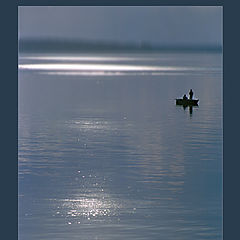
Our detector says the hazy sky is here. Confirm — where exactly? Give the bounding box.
[18,6,222,46]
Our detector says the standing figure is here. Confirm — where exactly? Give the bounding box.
[189,89,193,100]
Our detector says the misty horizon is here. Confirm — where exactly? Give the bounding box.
[18,7,222,49]
[19,37,222,53]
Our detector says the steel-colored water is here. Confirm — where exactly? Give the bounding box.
[18,52,222,240]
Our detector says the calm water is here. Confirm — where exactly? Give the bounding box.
[18,51,222,240]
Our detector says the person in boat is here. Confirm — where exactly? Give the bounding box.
[183,94,188,100]
[189,89,193,100]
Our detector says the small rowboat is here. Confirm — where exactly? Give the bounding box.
[176,99,199,106]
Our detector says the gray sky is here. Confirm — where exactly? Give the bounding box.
[18,6,222,46]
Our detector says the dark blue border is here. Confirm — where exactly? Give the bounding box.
[222,1,240,239]
[18,0,223,6]
[3,1,237,239]
[1,2,18,240]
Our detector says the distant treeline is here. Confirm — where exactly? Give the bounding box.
[19,38,222,53]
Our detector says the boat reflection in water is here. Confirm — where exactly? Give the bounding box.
[183,105,198,115]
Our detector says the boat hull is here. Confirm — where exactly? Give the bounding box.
[176,99,199,106]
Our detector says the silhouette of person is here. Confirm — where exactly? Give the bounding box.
[183,94,188,100]
[189,89,193,100]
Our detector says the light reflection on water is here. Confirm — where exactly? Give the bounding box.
[19,53,221,77]
[19,55,143,62]
[53,193,120,221]
[18,52,222,240]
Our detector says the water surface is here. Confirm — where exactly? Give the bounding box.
[18,51,222,240]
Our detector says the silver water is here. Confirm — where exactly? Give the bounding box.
[18,51,222,240]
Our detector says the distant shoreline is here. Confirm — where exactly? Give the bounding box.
[19,38,222,54]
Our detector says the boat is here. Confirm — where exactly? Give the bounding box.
[176,98,199,106]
